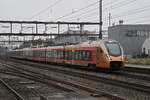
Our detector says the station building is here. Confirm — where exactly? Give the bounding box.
[108,24,150,57]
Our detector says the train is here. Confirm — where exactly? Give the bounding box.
[9,39,125,70]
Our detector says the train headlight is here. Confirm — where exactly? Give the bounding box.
[106,54,111,60]
[122,55,124,60]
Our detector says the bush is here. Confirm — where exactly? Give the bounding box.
[125,58,150,65]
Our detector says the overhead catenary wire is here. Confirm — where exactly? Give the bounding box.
[80,0,150,23]
[54,0,123,21]
[27,0,63,20]
[65,0,137,22]
[126,15,150,23]
[103,5,150,22]
[62,0,120,21]
[53,1,100,21]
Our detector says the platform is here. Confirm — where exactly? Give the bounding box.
[125,64,150,69]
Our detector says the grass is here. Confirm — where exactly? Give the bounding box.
[125,58,150,65]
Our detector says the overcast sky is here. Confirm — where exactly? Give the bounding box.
[0,0,150,29]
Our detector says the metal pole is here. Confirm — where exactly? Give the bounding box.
[36,23,38,34]
[99,0,103,39]
[109,13,111,27]
[10,22,12,34]
[58,24,60,34]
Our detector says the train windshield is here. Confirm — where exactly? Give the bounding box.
[105,42,121,57]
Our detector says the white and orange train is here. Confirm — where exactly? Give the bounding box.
[9,39,125,70]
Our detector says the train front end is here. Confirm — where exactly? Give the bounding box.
[104,40,125,70]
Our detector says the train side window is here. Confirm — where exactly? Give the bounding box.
[75,51,79,60]
[56,51,58,59]
[64,51,67,59]
[42,51,45,58]
[46,52,49,58]
[79,51,82,60]
[35,51,38,57]
[100,48,103,53]
[82,51,85,61]
[66,51,69,59]
[49,52,51,58]
[59,51,61,59]
[54,51,57,58]
[68,51,72,60]
[38,52,40,57]
[30,51,32,57]
[58,51,61,59]
[57,51,59,59]
[86,51,92,61]
[59,51,60,59]
[41,51,42,58]
[60,51,62,59]
[51,51,53,58]
[67,51,69,59]
[77,51,80,60]
[61,51,64,59]
[40,52,42,57]
[50,51,52,58]
[74,51,77,60]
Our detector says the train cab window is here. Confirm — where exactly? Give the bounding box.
[105,42,121,57]
[100,48,103,53]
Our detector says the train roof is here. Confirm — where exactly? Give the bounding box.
[65,39,118,48]
[10,39,118,51]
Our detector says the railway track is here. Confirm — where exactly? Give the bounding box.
[124,66,150,75]
[0,78,25,100]
[10,60,150,93]
[1,58,150,99]
[2,63,126,100]
[112,71,150,81]
[0,68,73,93]
[6,58,150,82]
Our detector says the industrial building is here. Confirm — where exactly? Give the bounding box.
[108,24,150,57]
[54,30,99,45]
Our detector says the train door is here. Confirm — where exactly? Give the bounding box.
[54,50,56,63]
[97,47,105,67]
[72,50,75,65]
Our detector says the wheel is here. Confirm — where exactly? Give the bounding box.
[88,64,96,71]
